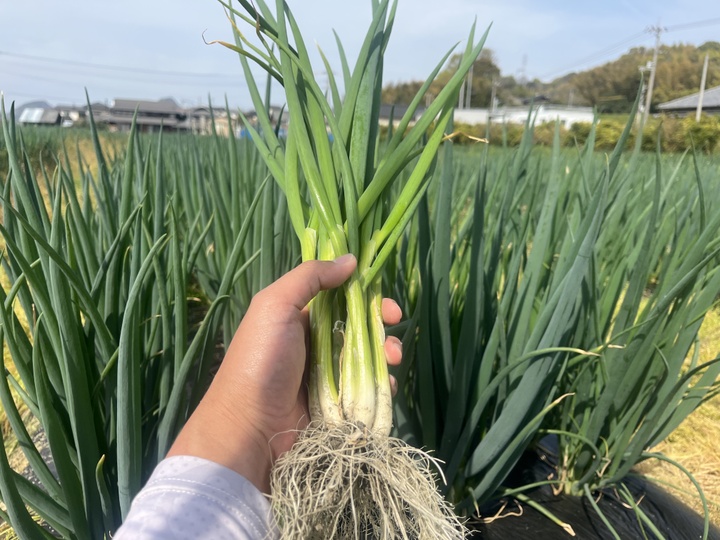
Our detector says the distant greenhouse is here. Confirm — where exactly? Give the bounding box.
[18,108,61,126]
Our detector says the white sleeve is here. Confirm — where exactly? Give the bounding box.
[113,455,276,540]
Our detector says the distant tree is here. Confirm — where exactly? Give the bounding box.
[496,75,535,105]
[381,49,502,107]
[380,41,720,114]
[380,80,426,106]
[569,47,645,113]
[444,49,501,107]
[564,42,720,113]
[698,41,720,53]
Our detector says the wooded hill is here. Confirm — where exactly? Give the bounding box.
[381,41,720,114]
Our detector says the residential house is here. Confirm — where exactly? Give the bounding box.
[181,106,241,137]
[94,98,186,133]
[239,107,288,138]
[55,105,85,127]
[16,97,245,136]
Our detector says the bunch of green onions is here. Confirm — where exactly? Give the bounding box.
[217,0,487,537]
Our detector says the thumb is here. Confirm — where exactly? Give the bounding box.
[258,254,357,311]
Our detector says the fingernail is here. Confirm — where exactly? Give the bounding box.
[334,253,356,266]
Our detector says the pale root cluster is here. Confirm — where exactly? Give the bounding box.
[269,422,466,539]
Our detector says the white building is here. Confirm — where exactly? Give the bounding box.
[455,104,595,128]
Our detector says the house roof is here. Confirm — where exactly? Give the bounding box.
[87,103,110,112]
[522,95,552,105]
[379,104,426,121]
[110,98,182,115]
[187,106,231,115]
[658,85,720,111]
[99,113,180,127]
[54,104,84,113]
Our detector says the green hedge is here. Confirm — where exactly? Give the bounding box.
[452,114,720,153]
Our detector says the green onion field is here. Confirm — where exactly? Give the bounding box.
[1,6,720,532]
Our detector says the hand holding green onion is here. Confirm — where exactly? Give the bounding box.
[168,255,403,493]
[216,0,484,535]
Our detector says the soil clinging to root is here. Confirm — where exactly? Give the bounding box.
[269,422,465,540]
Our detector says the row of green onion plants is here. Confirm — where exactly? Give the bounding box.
[391,107,720,537]
[0,97,279,538]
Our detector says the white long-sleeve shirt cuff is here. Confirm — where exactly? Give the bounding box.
[114,455,276,539]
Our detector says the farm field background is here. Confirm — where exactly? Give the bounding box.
[1,118,720,536]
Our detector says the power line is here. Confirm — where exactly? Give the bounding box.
[0,50,240,80]
[1,89,81,104]
[3,60,245,88]
[0,50,249,104]
[539,31,648,80]
[666,16,720,32]
[641,24,664,129]
[640,16,720,125]
[538,15,720,82]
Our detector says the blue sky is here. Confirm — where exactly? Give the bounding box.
[1,0,719,109]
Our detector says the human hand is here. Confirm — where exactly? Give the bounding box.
[167,255,403,492]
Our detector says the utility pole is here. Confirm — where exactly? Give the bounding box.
[636,62,651,128]
[518,54,528,86]
[490,78,499,112]
[642,24,665,129]
[464,61,474,109]
[696,53,710,122]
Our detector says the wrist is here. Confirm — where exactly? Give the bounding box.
[167,398,273,493]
